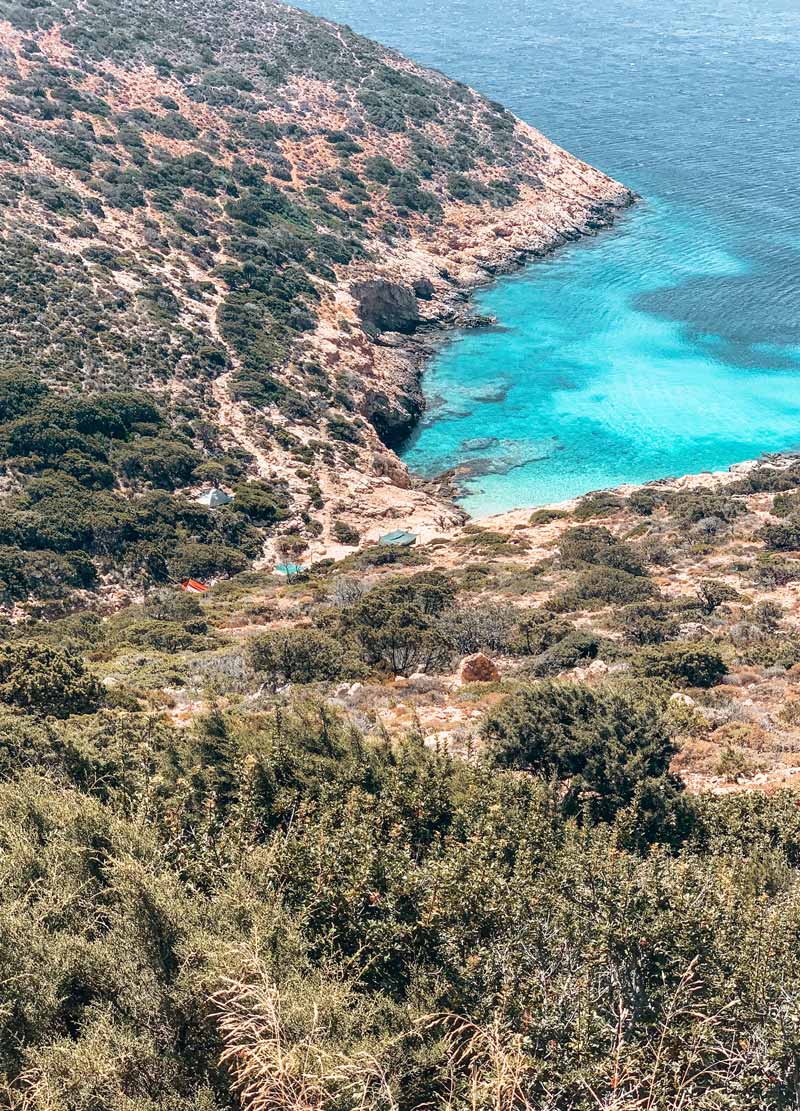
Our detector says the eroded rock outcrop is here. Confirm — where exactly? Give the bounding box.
[361,385,424,449]
[351,279,421,335]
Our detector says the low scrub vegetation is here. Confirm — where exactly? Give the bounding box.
[0,679,798,1107]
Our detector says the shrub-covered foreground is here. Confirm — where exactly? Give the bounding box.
[1,689,799,1108]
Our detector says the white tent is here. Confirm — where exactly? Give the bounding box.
[195,487,233,508]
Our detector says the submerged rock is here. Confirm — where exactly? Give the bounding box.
[469,380,512,404]
[462,436,500,452]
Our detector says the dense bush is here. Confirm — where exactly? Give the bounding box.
[168,541,249,582]
[0,671,795,1106]
[515,610,573,655]
[696,578,740,613]
[247,627,357,687]
[633,643,727,688]
[232,480,288,523]
[572,491,625,520]
[0,641,102,716]
[339,576,456,675]
[666,490,743,524]
[759,516,800,551]
[550,565,655,610]
[482,680,684,832]
[0,375,277,597]
[332,520,360,546]
[559,524,645,575]
[437,601,518,655]
[529,628,600,675]
[616,601,680,645]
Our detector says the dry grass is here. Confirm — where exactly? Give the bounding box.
[212,971,398,1111]
[420,1012,538,1111]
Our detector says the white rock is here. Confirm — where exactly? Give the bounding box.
[670,692,696,706]
[407,672,440,692]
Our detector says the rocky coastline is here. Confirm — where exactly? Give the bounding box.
[354,188,636,453]
[302,175,637,561]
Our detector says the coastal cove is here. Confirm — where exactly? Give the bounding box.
[302,0,800,517]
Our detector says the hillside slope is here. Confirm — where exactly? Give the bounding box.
[4,7,800,1108]
[0,0,631,592]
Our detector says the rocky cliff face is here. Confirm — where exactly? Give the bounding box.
[351,279,421,336]
[0,0,632,571]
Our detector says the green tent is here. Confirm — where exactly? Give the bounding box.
[275,563,305,576]
[378,529,417,547]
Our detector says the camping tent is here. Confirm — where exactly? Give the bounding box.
[275,563,305,577]
[195,488,233,508]
[181,578,209,593]
[378,529,417,547]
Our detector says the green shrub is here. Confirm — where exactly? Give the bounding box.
[734,636,800,670]
[633,643,726,688]
[342,579,453,675]
[515,612,572,656]
[233,481,287,523]
[247,627,357,687]
[696,579,739,614]
[114,436,201,489]
[528,508,568,525]
[332,521,360,546]
[759,517,800,551]
[751,555,800,587]
[616,602,679,645]
[168,542,248,582]
[0,641,102,716]
[437,602,518,655]
[529,629,600,675]
[572,491,625,520]
[666,491,742,524]
[558,525,645,575]
[483,680,684,830]
[549,566,655,611]
[627,488,660,515]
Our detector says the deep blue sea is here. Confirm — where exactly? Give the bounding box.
[300,0,800,515]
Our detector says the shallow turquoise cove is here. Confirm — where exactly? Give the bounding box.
[301,0,800,515]
[401,200,800,515]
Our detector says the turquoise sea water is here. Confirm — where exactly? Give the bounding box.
[300,0,800,515]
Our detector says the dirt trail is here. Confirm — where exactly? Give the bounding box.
[208,366,273,480]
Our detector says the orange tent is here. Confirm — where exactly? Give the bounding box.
[180,578,209,593]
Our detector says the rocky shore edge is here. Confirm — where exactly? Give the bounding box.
[359,187,637,454]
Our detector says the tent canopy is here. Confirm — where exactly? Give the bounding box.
[195,487,233,508]
[275,563,305,576]
[378,529,417,547]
